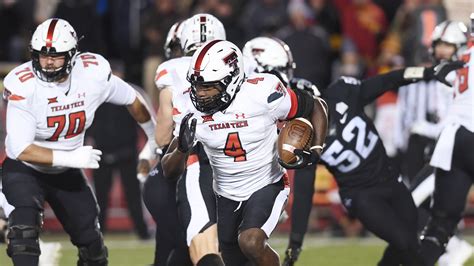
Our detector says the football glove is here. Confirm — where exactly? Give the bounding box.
[52,146,102,169]
[289,78,321,97]
[278,149,320,169]
[422,60,466,86]
[178,113,197,153]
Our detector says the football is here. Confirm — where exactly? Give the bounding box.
[278,117,314,164]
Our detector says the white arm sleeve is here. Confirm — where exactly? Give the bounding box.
[5,100,36,159]
[103,74,137,105]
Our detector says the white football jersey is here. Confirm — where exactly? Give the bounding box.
[3,52,137,173]
[174,73,297,201]
[449,46,474,132]
[155,56,193,138]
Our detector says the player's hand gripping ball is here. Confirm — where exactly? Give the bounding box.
[278,117,313,166]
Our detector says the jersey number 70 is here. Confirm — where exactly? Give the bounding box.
[46,111,86,141]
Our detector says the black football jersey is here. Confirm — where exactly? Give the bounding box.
[320,77,398,189]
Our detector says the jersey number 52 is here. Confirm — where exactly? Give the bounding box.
[322,117,378,172]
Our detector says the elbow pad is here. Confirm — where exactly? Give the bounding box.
[292,88,314,119]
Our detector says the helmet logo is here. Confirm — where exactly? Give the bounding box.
[251,48,265,56]
[223,51,238,68]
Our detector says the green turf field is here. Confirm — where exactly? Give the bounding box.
[1,233,473,265]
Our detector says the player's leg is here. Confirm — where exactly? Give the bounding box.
[217,195,248,266]
[2,158,45,265]
[92,162,113,232]
[411,164,474,265]
[420,127,474,266]
[45,169,107,266]
[340,178,421,266]
[239,177,290,266]
[177,154,222,265]
[142,163,191,265]
[118,158,149,239]
[283,164,316,266]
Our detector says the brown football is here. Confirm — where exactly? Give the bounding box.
[278,117,314,165]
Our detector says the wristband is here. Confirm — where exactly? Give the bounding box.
[139,120,156,142]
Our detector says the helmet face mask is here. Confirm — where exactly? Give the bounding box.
[164,21,185,59]
[30,18,78,82]
[187,40,244,114]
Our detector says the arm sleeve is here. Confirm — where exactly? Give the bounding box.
[359,69,413,106]
[5,99,36,159]
[103,74,137,105]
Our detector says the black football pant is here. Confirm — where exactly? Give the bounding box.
[93,158,149,238]
[287,164,316,249]
[420,127,474,265]
[2,158,106,266]
[340,177,422,266]
[142,162,191,266]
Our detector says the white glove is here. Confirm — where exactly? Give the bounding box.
[52,146,102,169]
[138,140,160,161]
[410,121,439,139]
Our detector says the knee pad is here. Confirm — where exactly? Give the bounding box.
[420,214,455,249]
[78,239,108,266]
[6,208,42,257]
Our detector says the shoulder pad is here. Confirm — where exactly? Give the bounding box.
[155,57,191,89]
[244,73,287,105]
[74,52,112,82]
[3,62,36,101]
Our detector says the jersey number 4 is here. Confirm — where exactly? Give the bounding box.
[46,111,86,141]
[224,132,247,162]
[322,117,378,173]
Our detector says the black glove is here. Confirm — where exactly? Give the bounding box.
[278,149,320,169]
[424,60,466,86]
[282,247,302,266]
[177,113,196,153]
[289,78,320,97]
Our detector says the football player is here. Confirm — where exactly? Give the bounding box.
[2,18,157,266]
[419,14,474,266]
[242,36,322,265]
[145,14,227,266]
[404,20,473,266]
[161,40,328,266]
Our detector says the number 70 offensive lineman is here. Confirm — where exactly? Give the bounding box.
[1,18,157,266]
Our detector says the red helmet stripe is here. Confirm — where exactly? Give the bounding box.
[194,39,222,75]
[173,21,183,38]
[46,19,59,48]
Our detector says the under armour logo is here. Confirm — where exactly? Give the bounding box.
[48,97,58,104]
[235,113,245,119]
[78,92,86,98]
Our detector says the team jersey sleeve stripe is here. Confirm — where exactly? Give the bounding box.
[286,88,298,119]
[155,69,168,81]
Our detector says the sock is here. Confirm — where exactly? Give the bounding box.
[197,253,224,266]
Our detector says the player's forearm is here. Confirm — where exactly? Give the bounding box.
[161,139,188,180]
[155,121,173,147]
[127,95,152,123]
[17,144,53,165]
[310,97,328,154]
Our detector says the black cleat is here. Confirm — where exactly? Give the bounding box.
[282,247,301,266]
